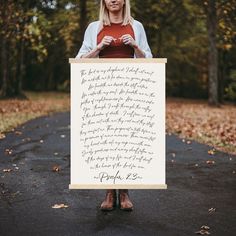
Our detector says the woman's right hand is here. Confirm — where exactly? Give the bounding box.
[97,36,115,51]
[81,35,114,58]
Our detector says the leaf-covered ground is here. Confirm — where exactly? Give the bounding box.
[0,92,70,139]
[0,93,235,155]
[166,98,236,155]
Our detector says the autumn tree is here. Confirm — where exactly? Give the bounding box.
[0,0,235,101]
[192,0,236,105]
[0,0,49,98]
[206,0,218,106]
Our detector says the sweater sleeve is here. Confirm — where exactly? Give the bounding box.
[138,23,153,58]
[75,23,93,58]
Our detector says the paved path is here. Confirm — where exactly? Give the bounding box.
[0,112,235,236]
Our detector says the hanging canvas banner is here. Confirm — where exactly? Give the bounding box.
[69,58,167,189]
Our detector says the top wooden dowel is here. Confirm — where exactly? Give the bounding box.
[69,58,167,63]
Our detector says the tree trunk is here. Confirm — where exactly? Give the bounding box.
[218,48,226,104]
[16,39,26,97]
[157,29,162,57]
[79,0,87,45]
[207,0,219,106]
[0,2,8,98]
[0,36,8,98]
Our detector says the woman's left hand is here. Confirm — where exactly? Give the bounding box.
[120,34,138,48]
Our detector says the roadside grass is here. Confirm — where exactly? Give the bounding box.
[0,91,70,138]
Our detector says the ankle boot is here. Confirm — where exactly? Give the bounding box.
[100,189,117,211]
[118,189,134,211]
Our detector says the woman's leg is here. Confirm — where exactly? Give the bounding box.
[100,189,117,211]
[118,189,134,210]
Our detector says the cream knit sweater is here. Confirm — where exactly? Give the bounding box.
[76,19,153,58]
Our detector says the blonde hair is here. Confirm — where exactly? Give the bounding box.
[99,0,134,26]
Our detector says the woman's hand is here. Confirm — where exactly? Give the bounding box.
[97,35,115,50]
[120,34,138,48]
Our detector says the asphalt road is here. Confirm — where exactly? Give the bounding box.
[0,112,235,236]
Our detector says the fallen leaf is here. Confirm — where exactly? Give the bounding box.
[0,133,6,139]
[195,229,210,235]
[206,160,215,164]
[1,189,9,194]
[201,225,210,230]
[208,149,216,155]
[52,203,69,209]
[52,165,61,172]
[208,208,216,214]
[15,131,22,135]
[5,149,13,155]
[0,107,6,113]
[22,137,31,142]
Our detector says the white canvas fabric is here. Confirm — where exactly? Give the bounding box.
[75,19,153,58]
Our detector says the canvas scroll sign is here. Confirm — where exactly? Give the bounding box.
[69,58,167,189]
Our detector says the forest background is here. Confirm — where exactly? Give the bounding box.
[0,0,235,102]
[0,0,236,154]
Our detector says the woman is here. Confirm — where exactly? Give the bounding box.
[76,0,153,211]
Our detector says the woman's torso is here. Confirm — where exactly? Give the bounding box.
[97,22,135,58]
